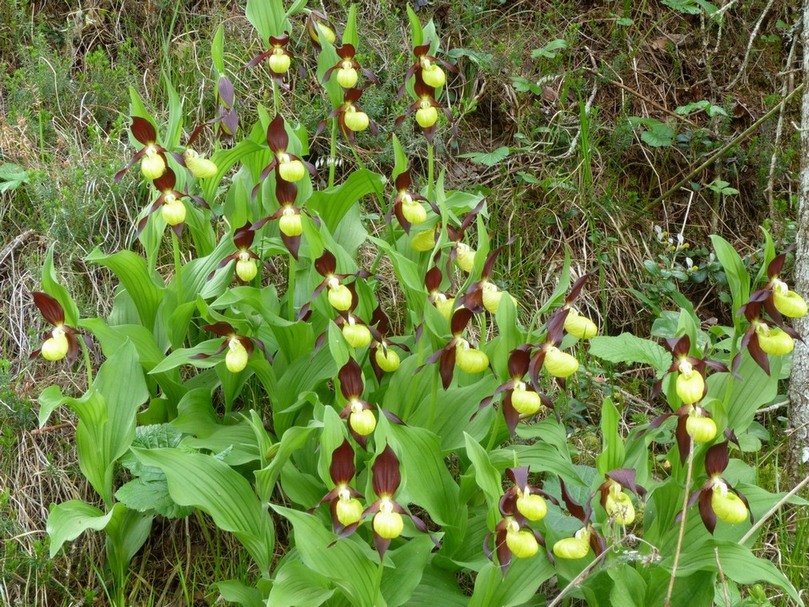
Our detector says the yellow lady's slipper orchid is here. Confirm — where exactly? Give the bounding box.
[772,279,808,318]
[279,207,303,237]
[141,146,167,180]
[183,148,217,178]
[456,243,476,273]
[235,252,258,282]
[335,493,364,527]
[225,338,249,373]
[510,382,542,416]
[375,347,400,373]
[543,346,578,378]
[41,326,70,361]
[711,480,748,524]
[349,401,376,436]
[553,527,591,560]
[675,359,704,404]
[564,309,598,339]
[756,324,794,355]
[516,492,547,521]
[506,524,539,559]
[604,482,635,525]
[455,339,489,373]
[161,194,187,226]
[685,408,717,443]
[373,499,404,539]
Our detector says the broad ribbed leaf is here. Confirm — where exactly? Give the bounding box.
[464,433,502,507]
[469,557,554,607]
[42,244,80,327]
[246,0,288,44]
[47,500,114,557]
[663,540,801,603]
[216,580,265,607]
[596,398,625,475]
[87,248,164,330]
[387,424,463,530]
[133,448,275,571]
[710,235,750,327]
[273,507,380,607]
[380,535,435,607]
[268,561,334,607]
[707,351,780,433]
[589,333,670,377]
[307,169,385,232]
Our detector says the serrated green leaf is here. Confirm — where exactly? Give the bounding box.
[458,147,510,167]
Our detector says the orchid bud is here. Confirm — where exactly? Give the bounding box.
[225,338,249,373]
[183,149,218,178]
[41,327,69,361]
[141,147,166,180]
[711,481,748,524]
[511,382,542,416]
[516,493,548,521]
[543,346,578,378]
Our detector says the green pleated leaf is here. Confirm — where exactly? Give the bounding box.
[87,248,164,330]
[464,433,502,508]
[307,169,385,232]
[596,397,625,476]
[710,235,750,327]
[273,507,380,607]
[149,339,226,374]
[589,333,670,377]
[47,500,114,557]
[216,580,265,607]
[409,567,469,606]
[245,0,288,44]
[202,139,263,203]
[80,319,165,370]
[41,244,80,327]
[662,540,801,604]
[163,73,183,148]
[268,560,335,607]
[255,424,318,504]
[387,424,463,530]
[380,535,435,607]
[211,24,225,74]
[133,448,275,571]
[707,351,780,433]
[468,556,554,607]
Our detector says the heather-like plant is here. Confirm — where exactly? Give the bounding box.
[31,2,807,606]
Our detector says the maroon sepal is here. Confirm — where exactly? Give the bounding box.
[33,292,66,326]
[698,490,717,534]
[339,358,364,399]
[131,116,157,145]
[372,444,401,496]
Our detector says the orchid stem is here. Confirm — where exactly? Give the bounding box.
[665,440,695,607]
[427,142,435,199]
[80,337,94,389]
[171,230,183,303]
[272,80,280,117]
[428,370,439,430]
[328,118,338,188]
[287,254,297,321]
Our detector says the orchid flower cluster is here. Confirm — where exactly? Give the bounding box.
[29,2,808,605]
